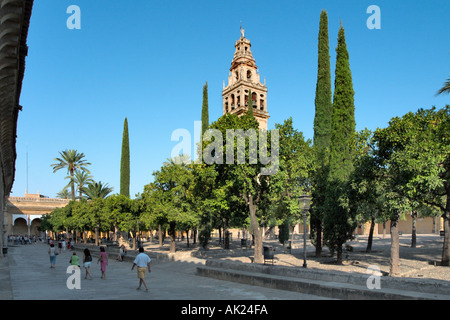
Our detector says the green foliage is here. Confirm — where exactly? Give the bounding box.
[437,77,450,95]
[278,218,290,245]
[313,10,333,154]
[329,25,356,182]
[201,82,209,135]
[81,181,113,199]
[246,90,254,117]
[373,105,450,265]
[310,10,333,255]
[323,24,357,262]
[51,149,91,200]
[65,170,93,199]
[141,156,198,252]
[120,117,130,197]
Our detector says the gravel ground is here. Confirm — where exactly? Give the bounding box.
[141,234,449,282]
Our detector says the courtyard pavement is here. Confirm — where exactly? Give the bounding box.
[1,242,328,301]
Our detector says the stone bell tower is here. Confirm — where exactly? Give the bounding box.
[222,27,269,130]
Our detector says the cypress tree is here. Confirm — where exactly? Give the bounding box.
[311,10,333,257]
[324,24,357,263]
[199,81,211,247]
[329,24,355,180]
[201,82,209,135]
[313,10,333,153]
[120,117,130,197]
[246,89,254,117]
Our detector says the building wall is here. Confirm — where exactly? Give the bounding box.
[0,161,4,256]
[356,215,442,235]
[4,197,70,237]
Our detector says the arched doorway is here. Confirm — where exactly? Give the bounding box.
[30,218,42,237]
[13,217,28,236]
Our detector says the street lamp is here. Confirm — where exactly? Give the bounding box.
[299,192,311,268]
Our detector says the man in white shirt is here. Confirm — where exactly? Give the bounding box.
[131,246,151,291]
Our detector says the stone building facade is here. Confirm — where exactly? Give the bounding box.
[4,193,70,238]
[0,0,34,256]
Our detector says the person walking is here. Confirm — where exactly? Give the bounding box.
[131,246,151,292]
[97,246,108,279]
[48,243,57,268]
[117,244,127,262]
[69,252,80,267]
[83,248,93,280]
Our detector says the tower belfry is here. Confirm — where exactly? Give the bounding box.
[222,28,269,129]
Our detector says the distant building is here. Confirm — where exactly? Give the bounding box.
[4,192,70,238]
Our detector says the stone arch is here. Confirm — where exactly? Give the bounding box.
[13,217,28,235]
[30,218,42,236]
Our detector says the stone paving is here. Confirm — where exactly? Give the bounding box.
[2,242,328,300]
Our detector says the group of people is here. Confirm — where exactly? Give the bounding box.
[47,243,151,291]
[8,235,42,245]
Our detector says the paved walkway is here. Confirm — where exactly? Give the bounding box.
[2,243,329,300]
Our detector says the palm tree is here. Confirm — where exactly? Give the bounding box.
[51,149,91,200]
[65,170,94,199]
[437,77,450,95]
[56,187,71,199]
[81,181,113,199]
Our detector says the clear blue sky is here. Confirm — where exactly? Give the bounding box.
[12,0,450,199]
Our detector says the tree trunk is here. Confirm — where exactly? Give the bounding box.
[336,245,343,264]
[224,218,230,250]
[95,226,99,246]
[158,225,163,247]
[411,211,417,248]
[186,230,190,248]
[390,215,400,276]
[289,224,294,253]
[442,212,450,266]
[248,194,263,264]
[131,230,136,250]
[70,168,75,200]
[366,216,375,252]
[169,222,176,253]
[315,222,322,257]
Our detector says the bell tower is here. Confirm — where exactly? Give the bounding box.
[222,27,269,130]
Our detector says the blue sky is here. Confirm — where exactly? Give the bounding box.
[12,0,450,199]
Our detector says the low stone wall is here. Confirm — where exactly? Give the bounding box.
[72,243,205,265]
[201,260,450,296]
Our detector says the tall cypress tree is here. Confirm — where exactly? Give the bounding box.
[201,81,209,135]
[120,117,130,197]
[246,89,254,117]
[329,24,356,180]
[199,81,211,247]
[311,10,333,257]
[313,10,333,153]
[324,24,356,263]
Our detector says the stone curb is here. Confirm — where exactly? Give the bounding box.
[197,260,450,300]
